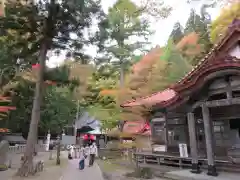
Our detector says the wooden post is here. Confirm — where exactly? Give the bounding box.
[187,112,201,174]
[164,114,168,152]
[201,104,218,176]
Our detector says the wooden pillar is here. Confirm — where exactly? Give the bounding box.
[201,104,218,176]
[187,112,201,174]
[163,114,168,152]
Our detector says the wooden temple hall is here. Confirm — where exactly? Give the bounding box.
[121,19,240,176]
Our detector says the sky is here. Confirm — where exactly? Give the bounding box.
[47,0,222,67]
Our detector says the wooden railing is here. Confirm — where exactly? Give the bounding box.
[135,152,193,169]
[134,151,240,173]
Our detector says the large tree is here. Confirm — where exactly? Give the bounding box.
[81,64,120,131]
[181,7,212,65]
[1,0,103,175]
[41,86,77,135]
[169,22,184,44]
[4,64,79,137]
[96,0,151,86]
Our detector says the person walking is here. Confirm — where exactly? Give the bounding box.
[79,146,86,170]
[89,142,98,166]
[68,144,74,159]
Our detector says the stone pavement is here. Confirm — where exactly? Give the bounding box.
[163,170,240,180]
[60,158,104,180]
[2,151,68,180]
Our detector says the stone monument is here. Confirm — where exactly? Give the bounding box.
[0,140,9,171]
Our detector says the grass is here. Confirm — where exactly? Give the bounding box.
[97,159,124,172]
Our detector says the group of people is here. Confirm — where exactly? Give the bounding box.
[68,142,98,170]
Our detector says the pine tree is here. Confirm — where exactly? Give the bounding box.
[96,0,151,86]
[169,22,184,44]
[183,8,212,65]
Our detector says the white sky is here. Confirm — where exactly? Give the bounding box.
[47,0,222,68]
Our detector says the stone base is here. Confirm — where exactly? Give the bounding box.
[207,165,218,176]
[0,164,8,171]
[191,163,201,174]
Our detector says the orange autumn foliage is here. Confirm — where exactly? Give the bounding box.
[176,32,202,55]
[101,46,164,98]
[100,89,118,96]
[132,46,163,73]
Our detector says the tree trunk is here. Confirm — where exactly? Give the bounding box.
[16,42,48,176]
[120,63,125,87]
[119,62,125,150]
[56,136,61,165]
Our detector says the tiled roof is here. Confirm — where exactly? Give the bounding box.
[122,120,151,136]
[121,89,176,107]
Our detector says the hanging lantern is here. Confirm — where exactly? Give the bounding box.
[32,63,41,69]
[90,134,95,140]
[83,134,88,140]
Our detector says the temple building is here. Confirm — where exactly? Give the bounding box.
[121,19,240,176]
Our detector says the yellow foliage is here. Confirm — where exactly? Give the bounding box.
[210,2,240,43]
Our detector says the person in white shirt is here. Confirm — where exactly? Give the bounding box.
[68,145,74,159]
[89,142,98,166]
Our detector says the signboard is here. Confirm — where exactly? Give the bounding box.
[61,135,76,145]
[152,145,166,152]
[123,140,133,144]
[152,117,165,122]
[179,143,188,158]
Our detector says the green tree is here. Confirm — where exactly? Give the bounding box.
[137,0,172,19]
[169,22,184,44]
[41,86,77,135]
[96,0,151,86]
[4,64,79,137]
[82,64,120,130]
[182,7,212,65]
[184,8,211,49]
